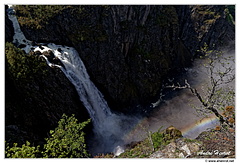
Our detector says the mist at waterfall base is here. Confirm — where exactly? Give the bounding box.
[7,6,139,156]
[7,6,234,156]
[86,50,234,155]
[34,44,141,155]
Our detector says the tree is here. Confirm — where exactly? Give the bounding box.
[43,114,90,158]
[166,44,235,130]
[5,114,91,158]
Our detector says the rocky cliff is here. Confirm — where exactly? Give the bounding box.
[5,5,235,145]
[12,5,234,113]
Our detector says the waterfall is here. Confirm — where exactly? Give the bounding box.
[37,44,113,129]
[7,5,112,128]
[7,5,136,155]
[7,6,32,53]
[8,5,233,157]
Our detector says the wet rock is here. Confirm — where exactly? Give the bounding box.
[40,50,65,68]
[28,50,35,56]
[18,44,26,48]
[57,48,62,53]
[52,57,65,68]
[33,50,42,56]
[31,41,38,46]
[42,50,55,62]
[39,45,44,50]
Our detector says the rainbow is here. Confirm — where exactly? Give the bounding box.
[123,114,220,143]
[181,114,219,138]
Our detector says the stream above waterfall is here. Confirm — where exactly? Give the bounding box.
[7,5,235,156]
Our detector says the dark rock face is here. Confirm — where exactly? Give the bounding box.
[188,5,235,50]
[5,55,90,145]
[13,5,235,114]
[5,7,14,42]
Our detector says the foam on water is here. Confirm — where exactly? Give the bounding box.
[7,5,234,156]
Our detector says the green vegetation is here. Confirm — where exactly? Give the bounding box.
[117,127,181,158]
[118,139,154,158]
[5,114,91,158]
[14,5,109,42]
[150,130,171,150]
[5,42,48,81]
[196,5,220,20]
[15,5,71,29]
[192,6,221,40]
[43,114,90,158]
[183,138,202,144]
[5,141,41,158]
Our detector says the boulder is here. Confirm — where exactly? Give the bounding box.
[163,126,183,141]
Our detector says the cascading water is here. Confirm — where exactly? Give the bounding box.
[7,5,136,155]
[7,6,32,54]
[35,44,134,155]
[35,44,113,129]
[7,5,234,157]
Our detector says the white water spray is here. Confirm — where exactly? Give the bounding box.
[7,5,138,155]
[36,44,113,129]
[36,44,135,154]
[8,5,232,156]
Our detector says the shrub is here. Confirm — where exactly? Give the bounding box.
[5,114,91,158]
[43,114,90,158]
[5,141,41,158]
[151,131,165,149]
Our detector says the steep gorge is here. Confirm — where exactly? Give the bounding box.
[5,5,235,148]
[14,5,234,113]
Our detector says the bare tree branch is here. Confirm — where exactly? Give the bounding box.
[165,49,235,130]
